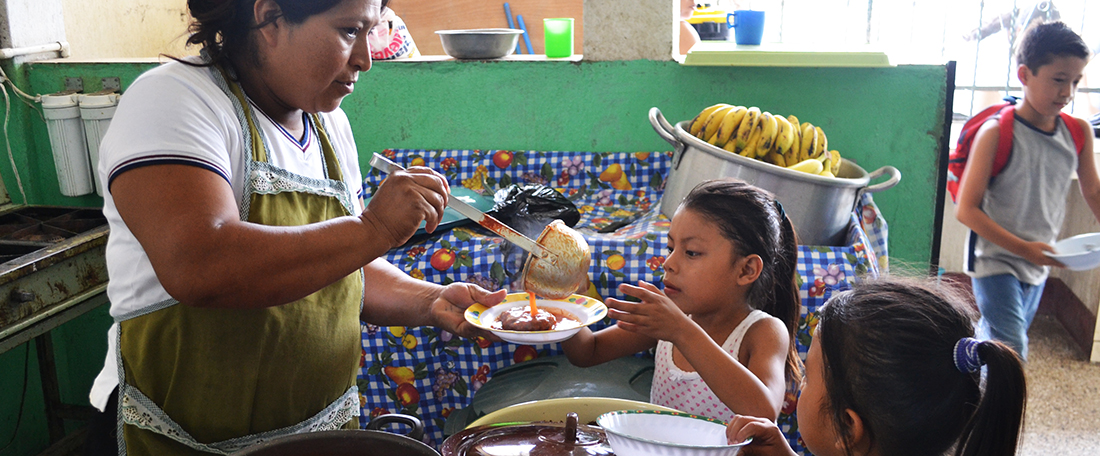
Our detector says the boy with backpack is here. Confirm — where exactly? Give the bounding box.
[954,21,1099,362]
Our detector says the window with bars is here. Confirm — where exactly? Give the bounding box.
[712,0,1099,120]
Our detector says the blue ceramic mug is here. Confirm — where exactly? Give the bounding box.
[731,10,765,45]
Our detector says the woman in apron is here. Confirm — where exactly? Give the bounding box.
[83,1,506,454]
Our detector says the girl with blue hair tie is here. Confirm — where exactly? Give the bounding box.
[727,278,1027,456]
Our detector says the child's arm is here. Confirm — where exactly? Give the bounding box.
[679,314,787,420]
[1073,117,1100,223]
[726,415,798,455]
[955,120,1062,266]
[612,281,785,420]
[560,323,657,368]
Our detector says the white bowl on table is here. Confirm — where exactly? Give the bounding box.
[1045,232,1100,271]
[597,410,751,456]
[464,292,607,344]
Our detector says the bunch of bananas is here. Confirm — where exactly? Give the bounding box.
[688,104,842,178]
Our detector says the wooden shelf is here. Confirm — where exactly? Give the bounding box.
[395,0,583,57]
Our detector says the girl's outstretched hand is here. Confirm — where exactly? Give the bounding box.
[725,415,798,456]
[605,281,691,342]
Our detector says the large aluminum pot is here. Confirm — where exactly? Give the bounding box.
[649,107,900,246]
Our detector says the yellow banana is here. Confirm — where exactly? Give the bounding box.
[690,103,730,137]
[798,122,816,162]
[733,107,761,154]
[828,150,842,175]
[722,136,738,153]
[819,170,836,178]
[711,106,747,148]
[813,126,828,159]
[787,159,824,175]
[740,121,764,158]
[755,112,779,158]
[764,150,787,167]
[702,106,735,142]
[787,115,801,163]
[774,115,795,156]
[820,157,832,174]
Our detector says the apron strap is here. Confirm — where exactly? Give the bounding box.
[210,65,353,216]
[214,65,268,164]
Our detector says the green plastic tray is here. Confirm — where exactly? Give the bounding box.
[683,41,892,67]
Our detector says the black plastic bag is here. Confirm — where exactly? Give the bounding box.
[488,185,581,285]
[489,184,580,232]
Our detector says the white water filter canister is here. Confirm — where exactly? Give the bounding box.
[79,93,120,196]
[41,93,94,197]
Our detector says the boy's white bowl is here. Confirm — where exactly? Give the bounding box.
[596,410,750,456]
[1045,232,1100,271]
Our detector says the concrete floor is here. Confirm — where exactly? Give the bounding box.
[1018,315,1100,455]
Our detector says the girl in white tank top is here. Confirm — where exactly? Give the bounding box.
[562,179,803,422]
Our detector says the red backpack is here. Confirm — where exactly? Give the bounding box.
[947,97,1087,203]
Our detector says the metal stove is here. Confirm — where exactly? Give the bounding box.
[0,189,110,453]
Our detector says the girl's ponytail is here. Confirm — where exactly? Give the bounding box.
[769,208,802,385]
[956,340,1027,456]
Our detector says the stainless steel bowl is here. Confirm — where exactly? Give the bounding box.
[436,29,524,59]
[649,107,900,246]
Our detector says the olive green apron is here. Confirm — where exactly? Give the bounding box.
[113,66,365,456]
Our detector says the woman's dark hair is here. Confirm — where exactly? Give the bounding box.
[1016,20,1090,72]
[816,278,1027,456]
[678,178,802,386]
[183,0,346,68]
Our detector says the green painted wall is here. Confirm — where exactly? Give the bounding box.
[1,59,948,455]
[344,60,947,269]
[23,59,948,264]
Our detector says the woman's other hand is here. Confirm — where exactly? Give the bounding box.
[725,415,797,456]
[361,166,450,248]
[429,282,507,340]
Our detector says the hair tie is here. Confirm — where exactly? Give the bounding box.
[774,200,786,220]
[953,337,984,373]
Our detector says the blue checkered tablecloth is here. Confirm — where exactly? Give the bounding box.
[357,149,888,454]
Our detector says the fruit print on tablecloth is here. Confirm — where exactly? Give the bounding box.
[357,149,888,454]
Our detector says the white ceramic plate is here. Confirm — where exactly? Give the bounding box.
[464,292,606,344]
[1045,232,1100,271]
[597,410,750,456]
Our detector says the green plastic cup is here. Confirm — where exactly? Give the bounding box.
[544,18,574,58]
